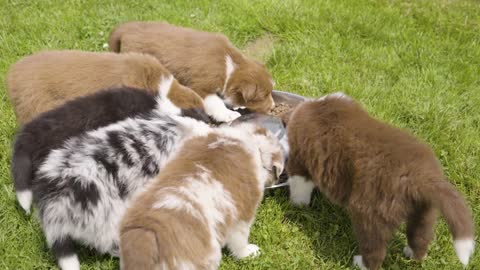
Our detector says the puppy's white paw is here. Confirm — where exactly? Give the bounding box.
[290,193,311,206]
[215,110,241,123]
[203,94,241,123]
[403,246,414,259]
[17,190,32,214]
[403,245,427,261]
[58,254,80,270]
[288,175,314,206]
[353,255,367,270]
[237,244,260,259]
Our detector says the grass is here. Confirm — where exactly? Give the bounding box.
[0,0,479,269]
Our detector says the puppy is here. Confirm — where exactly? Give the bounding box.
[120,122,284,270]
[109,21,276,121]
[285,93,475,270]
[6,50,203,124]
[12,76,211,215]
[29,77,212,270]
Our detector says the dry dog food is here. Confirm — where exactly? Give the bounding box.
[269,102,292,116]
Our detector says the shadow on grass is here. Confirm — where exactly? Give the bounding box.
[266,188,420,270]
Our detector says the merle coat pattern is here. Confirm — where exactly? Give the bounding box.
[12,87,210,214]
[33,102,211,270]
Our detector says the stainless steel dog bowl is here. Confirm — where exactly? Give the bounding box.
[272,90,308,107]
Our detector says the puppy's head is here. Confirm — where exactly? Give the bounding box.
[224,59,275,113]
[235,121,285,188]
[254,126,285,187]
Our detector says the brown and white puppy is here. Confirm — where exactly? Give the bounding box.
[6,50,203,124]
[109,21,276,121]
[285,93,475,270]
[120,123,284,270]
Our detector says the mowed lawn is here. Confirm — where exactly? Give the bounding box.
[1,0,479,269]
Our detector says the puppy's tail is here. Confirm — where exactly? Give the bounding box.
[11,137,33,214]
[424,179,475,266]
[120,227,159,270]
[108,24,128,52]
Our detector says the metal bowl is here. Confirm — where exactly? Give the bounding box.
[272,90,308,107]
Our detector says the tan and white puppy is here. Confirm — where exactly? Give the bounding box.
[120,123,284,270]
[6,50,203,124]
[109,21,276,122]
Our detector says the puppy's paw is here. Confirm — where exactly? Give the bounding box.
[289,194,311,206]
[403,246,414,259]
[236,244,260,259]
[353,255,367,270]
[213,109,241,123]
[403,245,427,261]
[288,175,314,207]
[58,254,80,270]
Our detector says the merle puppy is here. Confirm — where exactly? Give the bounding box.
[12,86,210,214]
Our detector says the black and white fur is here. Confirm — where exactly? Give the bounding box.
[27,76,212,270]
[12,83,210,215]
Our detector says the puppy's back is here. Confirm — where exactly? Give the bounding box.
[121,208,213,270]
[6,50,166,123]
[12,87,157,213]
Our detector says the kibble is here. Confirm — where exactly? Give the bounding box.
[269,102,292,116]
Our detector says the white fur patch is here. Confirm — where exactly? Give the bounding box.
[225,221,260,259]
[203,94,241,122]
[223,55,236,93]
[16,190,32,214]
[156,75,181,115]
[454,238,475,266]
[171,114,212,137]
[153,193,202,220]
[288,175,315,206]
[208,137,239,149]
[58,254,80,270]
[318,92,351,102]
[353,255,367,270]
[403,245,414,259]
[155,169,237,249]
[240,244,260,258]
[403,245,428,260]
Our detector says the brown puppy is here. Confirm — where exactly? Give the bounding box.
[6,50,203,124]
[109,21,275,121]
[120,123,284,270]
[285,93,475,270]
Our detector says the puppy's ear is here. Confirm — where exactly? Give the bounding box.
[241,84,257,103]
[272,160,284,180]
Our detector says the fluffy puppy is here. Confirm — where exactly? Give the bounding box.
[29,76,212,270]
[285,93,475,270]
[109,21,276,121]
[120,123,284,270]
[6,50,203,124]
[12,78,210,215]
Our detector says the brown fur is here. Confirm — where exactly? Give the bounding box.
[109,21,275,112]
[120,126,283,270]
[6,50,203,124]
[287,94,475,269]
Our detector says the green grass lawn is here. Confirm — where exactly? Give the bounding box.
[1,0,479,269]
